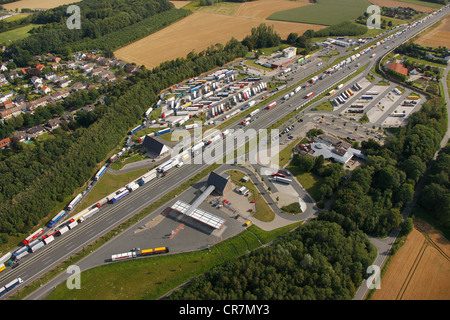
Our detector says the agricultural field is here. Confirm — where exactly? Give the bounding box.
[267,0,371,26]
[114,11,324,69]
[414,14,450,48]
[0,23,36,43]
[371,219,450,300]
[169,1,191,9]
[369,0,443,11]
[3,0,78,11]
[233,0,312,19]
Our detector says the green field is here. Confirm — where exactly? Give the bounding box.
[392,0,445,9]
[267,0,371,26]
[0,24,36,44]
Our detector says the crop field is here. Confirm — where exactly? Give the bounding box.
[233,0,312,19]
[369,0,443,11]
[267,0,371,26]
[371,220,450,300]
[414,15,450,48]
[114,11,325,69]
[169,1,190,9]
[3,0,78,10]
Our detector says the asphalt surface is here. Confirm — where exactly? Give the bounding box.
[1,6,448,300]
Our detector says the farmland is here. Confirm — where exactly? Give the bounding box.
[3,0,78,11]
[414,14,450,48]
[267,0,371,26]
[369,0,443,11]
[371,220,450,300]
[114,11,325,69]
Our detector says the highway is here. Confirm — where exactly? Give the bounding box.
[1,5,448,300]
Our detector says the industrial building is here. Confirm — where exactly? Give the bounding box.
[142,136,171,157]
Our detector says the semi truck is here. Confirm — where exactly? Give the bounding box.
[111,190,130,204]
[67,193,83,211]
[273,176,292,184]
[47,210,67,228]
[305,92,314,99]
[94,165,107,181]
[22,228,44,245]
[138,169,157,186]
[156,128,170,136]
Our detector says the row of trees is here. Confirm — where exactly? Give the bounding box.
[168,221,376,300]
[241,24,281,51]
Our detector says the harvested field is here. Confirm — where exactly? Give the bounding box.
[234,0,312,19]
[3,0,77,10]
[368,0,437,12]
[414,15,450,48]
[114,12,325,69]
[371,219,450,300]
[169,1,191,9]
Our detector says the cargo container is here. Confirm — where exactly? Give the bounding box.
[22,228,44,245]
[328,90,335,95]
[67,193,83,211]
[68,221,78,230]
[29,240,44,253]
[407,95,420,100]
[393,88,402,95]
[156,128,170,136]
[309,76,319,84]
[144,107,153,118]
[43,236,55,245]
[391,112,406,117]
[247,100,256,108]
[365,91,379,95]
[57,225,69,236]
[337,84,344,90]
[249,109,260,118]
[360,96,373,100]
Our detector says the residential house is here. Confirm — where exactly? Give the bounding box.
[27,96,52,111]
[14,95,26,107]
[0,106,23,120]
[45,72,56,81]
[66,61,76,69]
[3,99,14,110]
[47,118,62,131]
[70,82,86,92]
[27,125,46,138]
[47,56,61,63]
[58,79,72,88]
[0,92,13,103]
[388,62,409,77]
[30,76,43,88]
[40,86,51,94]
[0,74,8,85]
[0,64,7,72]
[0,137,10,149]
[51,89,70,101]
